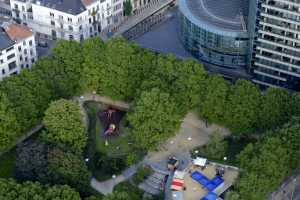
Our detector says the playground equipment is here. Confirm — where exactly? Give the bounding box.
[98,106,124,137]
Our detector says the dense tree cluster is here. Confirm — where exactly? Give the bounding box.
[127,88,181,150]
[1,37,299,153]
[230,117,300,200]
[0,37,299,200]
[0,178,81,200]
[43,99,87,154]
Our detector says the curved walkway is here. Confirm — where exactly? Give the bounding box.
[77,95,230,196]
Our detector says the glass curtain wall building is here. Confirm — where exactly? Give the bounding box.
[178,0,300,90]
[178,0,250,73]
[250,0,300,90]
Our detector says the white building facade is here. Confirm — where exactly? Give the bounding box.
[10,0,124,41]
[0,23,37,80]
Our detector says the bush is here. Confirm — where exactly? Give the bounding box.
[132,165,152,185]
[94,152,127,176]
[199,132,227,160]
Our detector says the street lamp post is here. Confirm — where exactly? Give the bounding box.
[112,174,116,186]
[92,91,96,100]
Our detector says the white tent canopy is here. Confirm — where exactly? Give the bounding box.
[174,170,185,179]
[193,157,207,167]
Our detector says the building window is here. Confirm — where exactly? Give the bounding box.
[8,61,17,71]
[31,58,35,63]
[50,12,54,17]
[7,53,15,60]
[79,25,82,30]
[59,15,63,20]
[68,17,72,22]
[26,64,29,68]
[20,55,23,61]
[21,64,24,68]
[69,35,74,40]
[6,46,14,52]
[14,4,18,9]
[29,40,32,46]
[68,25,73,31]
[30,50,33,56]
[22,6,25,11]
[24,49,27,55]
[23,41,26,45]
[2,69,5,75]
[18,46,21,51]
[51,20,55,26]
[0,59,3,64]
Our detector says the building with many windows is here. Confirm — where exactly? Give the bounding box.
[178,0,300,90]
[0,23,37,80]
[250,0,300,90]
[10,0,124,41]
[178,0,250,78]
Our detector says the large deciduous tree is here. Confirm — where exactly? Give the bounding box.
[47,148,91,194]
[128,88,181,150]
[258,87,292,130]
[0,178,81,200]
[15,140,48,182]
[200,75,229,124]
[224,80,261,135]
[80,37,105,93]
[235,117,300,200]
[0,92,20,152]
[43,99,87,154]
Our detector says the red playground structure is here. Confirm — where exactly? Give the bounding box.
[97,107,124,137]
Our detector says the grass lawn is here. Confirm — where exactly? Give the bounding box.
[84,101,133,157]
[84,101,142,181]
[0,149,16,178]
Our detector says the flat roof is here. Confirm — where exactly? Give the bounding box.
[0,30,14,51]
[179,0,249,36]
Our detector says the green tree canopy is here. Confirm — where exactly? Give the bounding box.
[200,132,228,160]
[47,148,91,194]
[123,0,132,16]
[103,191,131,200]
[235,117,300,200]
[80,37,105,93]
[224,80,261,135]
[0,75,40,130]
[258,87,292,130]
[200,75,229,124]
[128,88,181,150]
[0,178,81,200]
[43,99,87,154]
[0,92,20,152]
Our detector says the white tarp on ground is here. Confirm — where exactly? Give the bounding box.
[172,191,183,200]
[193,157,207,167]
[174,170,185,179]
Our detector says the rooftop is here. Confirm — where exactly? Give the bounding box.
[34,0,87,15]
[4,24,33,42]
[179,0,249,35]
[0,30,14,51]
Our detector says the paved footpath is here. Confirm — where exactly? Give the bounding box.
[80,96,230,195]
